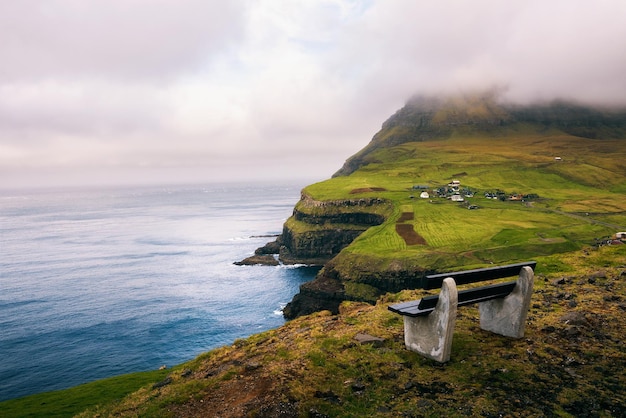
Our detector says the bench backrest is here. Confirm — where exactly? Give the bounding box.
[421,261,537,290]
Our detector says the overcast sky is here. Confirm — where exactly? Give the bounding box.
[2,0,625,189]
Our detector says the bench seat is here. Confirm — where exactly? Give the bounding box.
[421,261,536,289]
[389,281,517,317]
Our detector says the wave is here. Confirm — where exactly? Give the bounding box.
[273,302,288,316]
[276,263,315,269]
[0,299,47,310]
[228,236,254,241]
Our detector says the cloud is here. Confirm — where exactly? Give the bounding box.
[0,0,246,81]
[1,0,625,189]
[335,0,626,105]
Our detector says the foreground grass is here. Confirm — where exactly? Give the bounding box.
[4,245,624,417]
[0,369,170,418]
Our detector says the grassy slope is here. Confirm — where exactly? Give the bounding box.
[5,245,624,417]
[0,369,170,418]
[305,131,626,284]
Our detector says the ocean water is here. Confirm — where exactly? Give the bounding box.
[0,182,319,402]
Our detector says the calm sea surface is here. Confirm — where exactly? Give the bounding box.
[0,182,319,401]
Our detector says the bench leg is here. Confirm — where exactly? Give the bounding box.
[478,266,534,338]
[403,277,458,363]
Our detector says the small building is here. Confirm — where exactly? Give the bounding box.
[448,180,461,191]
[451,194,464,202]
[420,191,430,199]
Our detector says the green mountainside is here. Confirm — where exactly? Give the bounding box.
[335,93,626,177]
[3,94,626,417]
[280,94,626,318]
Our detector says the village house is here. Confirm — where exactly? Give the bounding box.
[450,194,464,202]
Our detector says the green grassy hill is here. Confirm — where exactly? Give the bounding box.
[294,135,626,304]
[317,130,626,262]
[285,97,626,308]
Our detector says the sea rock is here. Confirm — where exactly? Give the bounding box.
[282,275,345,319]
[233,255,279,266]
[255,239,281,255]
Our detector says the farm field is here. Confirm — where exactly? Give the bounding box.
[301,132,626,274]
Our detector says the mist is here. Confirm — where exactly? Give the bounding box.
[1,0,625,189]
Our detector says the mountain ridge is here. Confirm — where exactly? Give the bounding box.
[334,94,626,177]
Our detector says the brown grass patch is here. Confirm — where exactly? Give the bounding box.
[397,212,414,222]
[395,223,427,245]
[168,374,288,418]
[349,187,387,194]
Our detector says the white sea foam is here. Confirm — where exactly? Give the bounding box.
[277,263,311,269]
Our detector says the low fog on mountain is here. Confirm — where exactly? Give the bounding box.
[1,0,625,188]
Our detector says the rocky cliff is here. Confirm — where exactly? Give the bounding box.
[246,192,387,266]
[282,256,432,319]
[245,189,431,319]
[239,190,392,318]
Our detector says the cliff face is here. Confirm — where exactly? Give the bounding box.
[282,257,431,319]
[251,192,387,266]
[246,192,391,318]
[278,226,365,265]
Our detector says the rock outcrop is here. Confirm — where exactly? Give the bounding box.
[282,258,432,319]
[233,255,279,266]
[282,274,345,319]
[242,192,388,267]
[240,191,390,317]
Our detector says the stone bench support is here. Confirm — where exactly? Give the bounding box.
[479,266,534,338]
[403,277,457,362]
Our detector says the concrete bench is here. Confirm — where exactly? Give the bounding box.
[388,261,536,362]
